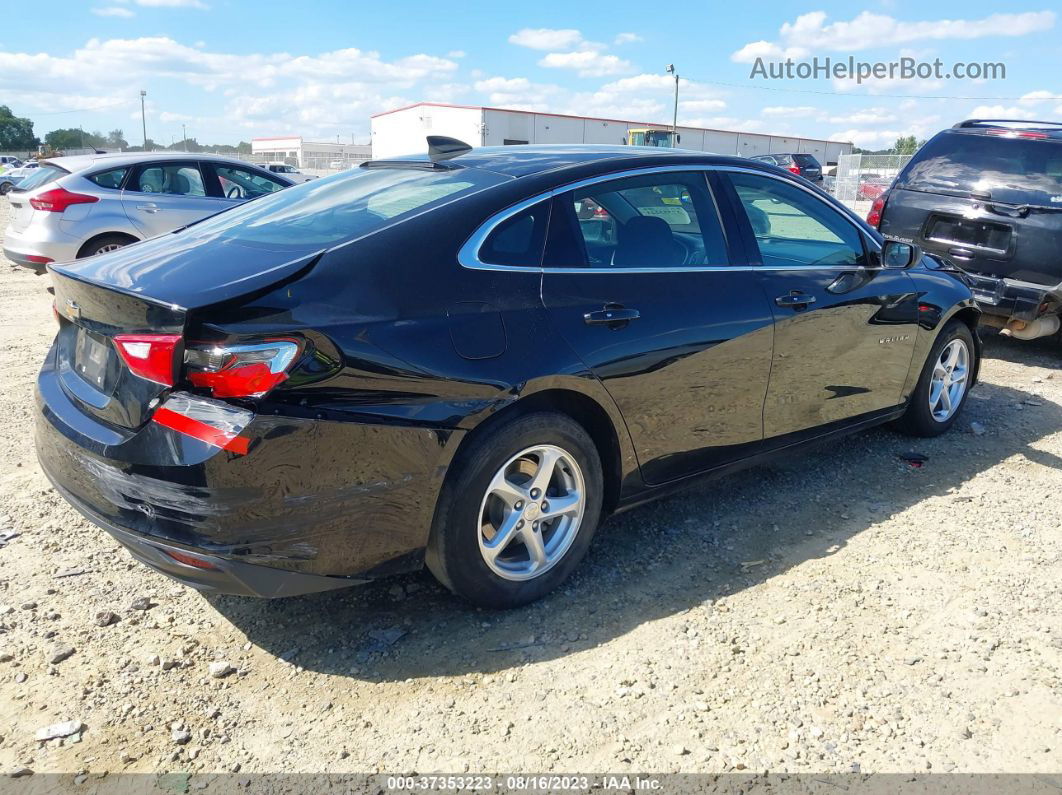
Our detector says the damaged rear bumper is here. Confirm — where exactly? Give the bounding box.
[35,343,461,595]
[46,472,363,597]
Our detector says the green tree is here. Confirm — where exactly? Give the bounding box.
[105,129,128,149]
[44,128,106,150]
[0,106,39,150]
[168,138,204,153]
[893,135,924,156]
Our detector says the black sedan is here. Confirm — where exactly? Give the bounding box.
[37,139,981,607]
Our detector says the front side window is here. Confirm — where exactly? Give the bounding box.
[551,172,728,268]
[215,165,286,199]
[729,171,866,267]
[133,164,205,197]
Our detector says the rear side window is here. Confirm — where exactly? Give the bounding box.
[898,131,1062,207]
[87,167,127,190]
[183,165,506,249]
[548,171,728,268]
[132,164,206,197]
[14,165,66,192]
[479,201,549,267]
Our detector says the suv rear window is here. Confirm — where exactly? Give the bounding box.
[13,165,67,192]
[184,165,506,248]
[793,154,820,167]
[898,131,1062,207]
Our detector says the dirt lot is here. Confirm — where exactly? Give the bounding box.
[0,197,1059,777]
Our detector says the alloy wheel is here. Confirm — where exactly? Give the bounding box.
[477,444,586,581]
[928,338,970,422]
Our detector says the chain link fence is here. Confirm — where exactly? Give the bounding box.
[832,153,913,216]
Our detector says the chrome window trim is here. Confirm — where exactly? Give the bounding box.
[457,164,881,274]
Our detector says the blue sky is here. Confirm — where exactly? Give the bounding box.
[2,0,1059,149]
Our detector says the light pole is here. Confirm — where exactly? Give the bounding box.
[140,90,148,149]
[665,64,679,146]
[182,124,187,152]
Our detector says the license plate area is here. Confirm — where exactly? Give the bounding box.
[70,327,120,395]
[925,215,1012,256]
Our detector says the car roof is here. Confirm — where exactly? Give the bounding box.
[951,119,1062,141]
[373,144,777,179]
[42,151,268,173]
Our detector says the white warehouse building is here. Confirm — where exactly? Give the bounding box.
[371,102,852,163]
[251,136,372,169]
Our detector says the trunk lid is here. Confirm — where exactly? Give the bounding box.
[49,230,322,430]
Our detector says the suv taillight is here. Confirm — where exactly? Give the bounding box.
[184,339,301,398]
[29,187,99,213]
[867,192,889,229]
[787,165,801,175]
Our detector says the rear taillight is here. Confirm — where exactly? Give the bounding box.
[867,192,889,229]
[184,339,300,399]
[26,254,54,264]
[29,187,99,213]
[788,165,801,175]
[114,334,182,386]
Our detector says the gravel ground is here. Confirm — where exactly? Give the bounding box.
[0,197,1059,777]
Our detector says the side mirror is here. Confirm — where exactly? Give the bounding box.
[675,134,681,144]
[881,239,920,269]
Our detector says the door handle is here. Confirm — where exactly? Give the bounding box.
[136,203,160,213]
[775,292,816,308]
[584,305,640,326]
[947,247,974,261]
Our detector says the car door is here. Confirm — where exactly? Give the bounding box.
[121,161,228,239]
[720,169,919,439]
[540,169,775,485]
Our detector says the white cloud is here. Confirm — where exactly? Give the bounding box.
[134,0,209,7]
[680,99,727,113]
[732,10,1055,61]
[731,40,808,64]
[472,76,562,109]
[967,104,1029,119]
[614,33,643,45]
[0,37,459,139]
[761,105,817,117]
[508,28,588,51]
[93,6,135,16]
[447,50,466,59]
[1018,90,1055,105]
[538,51,633,78]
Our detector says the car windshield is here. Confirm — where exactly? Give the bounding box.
[185,165,507,248]
[14,164,66,192]
[899,132,1062,207]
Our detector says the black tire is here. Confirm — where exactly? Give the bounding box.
[79,234,135,259]
[426,412,604,608]
[895,320,977,437]
[0,182,11,195]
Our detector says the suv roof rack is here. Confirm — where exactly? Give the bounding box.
[952,119,1062,140]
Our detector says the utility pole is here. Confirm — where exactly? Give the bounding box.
[665,64,679,146]
[140,90,148,149]
[79,125,85,149]
[182,124,187,151]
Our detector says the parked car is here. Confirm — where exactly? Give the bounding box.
[3,153,294,271]
[874,119,1062,342]
[37,140,980,607]
[0,169,28,195]
[263,162,317,183]
[0,156,23,171]
[750,153,824,184]
[857,173,892,201]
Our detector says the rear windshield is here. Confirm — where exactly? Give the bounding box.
[898,131,1062,207]
[793,154,820,166]
[13,165,67,192]
[184,165,506,248]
